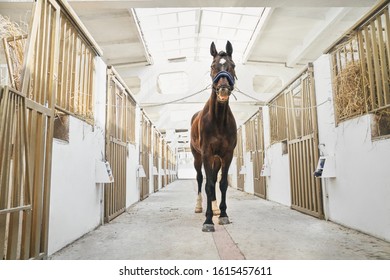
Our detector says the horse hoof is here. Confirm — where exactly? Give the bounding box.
[219,217,230,225]
[202,224,215,232]
[213,209,221,216]
[195,207,202,213]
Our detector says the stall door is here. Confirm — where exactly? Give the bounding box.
[104,68,136,222]
[286,66,323,219]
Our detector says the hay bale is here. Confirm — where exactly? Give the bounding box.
[0,15,28,89]
[334,61,368,120]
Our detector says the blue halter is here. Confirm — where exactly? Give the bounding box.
[212,71,235,87]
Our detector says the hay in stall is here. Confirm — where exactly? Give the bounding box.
[0,15,28,90]
[334,61,368,121]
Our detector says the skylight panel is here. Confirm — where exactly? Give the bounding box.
[219,27,237,39]
[180,38,195,48]
[200,25,218,37]
[178,10,197,25]
[220,13,241,28]
[158,72,189,95]
[179,26,196,37]
[164,40,179,50]
[238,15,260,30]
[135,7,267,63]
[161,27,179,40]
[158,13,177,28]
[202,10,222,26]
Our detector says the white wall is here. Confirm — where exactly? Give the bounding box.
[126,143,139,207]
[244,151,254,194]
[262,106,291,206]
[48,57,107,255]
[229,157,238,189]
[264,143,291,206]
[314,54,390,242]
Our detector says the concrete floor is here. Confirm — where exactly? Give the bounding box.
[50,180,390,260]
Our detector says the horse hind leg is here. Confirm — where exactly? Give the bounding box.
[193,152,203,213]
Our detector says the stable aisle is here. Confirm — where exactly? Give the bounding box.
[50,180,390,260]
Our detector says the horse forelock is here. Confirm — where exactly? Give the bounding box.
[218,51,227,56]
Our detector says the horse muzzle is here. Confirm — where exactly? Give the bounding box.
[216,86,231,103]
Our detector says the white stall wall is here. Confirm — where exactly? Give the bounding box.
[244,151,254,194]
[126,143,139,207]
[314,55,390,242]
[262,106,291,206]
[264,143,291,206]
[228,157,237,189]
[48,57,107,255]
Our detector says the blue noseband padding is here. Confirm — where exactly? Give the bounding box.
[213,71,235,86]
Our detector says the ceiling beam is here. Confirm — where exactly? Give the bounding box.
[67,0,377,9]
[286,7,352,67]
[242,7,273,64]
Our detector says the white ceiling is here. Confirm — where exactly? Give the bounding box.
[0,0,380,147]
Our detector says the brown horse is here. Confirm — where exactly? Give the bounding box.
[190,41,237,232]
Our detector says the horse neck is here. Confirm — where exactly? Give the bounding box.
[209,89,230,126]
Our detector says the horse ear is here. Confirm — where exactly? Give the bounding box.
[210,42,217,57]
[226,41,233,57]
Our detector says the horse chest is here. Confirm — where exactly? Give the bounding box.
[207,133,231,154]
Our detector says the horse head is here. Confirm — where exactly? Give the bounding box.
[210,41,236,103]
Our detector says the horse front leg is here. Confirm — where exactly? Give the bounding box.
[212,159,221,216]
[219,155,233,225]
[202,158,218,232]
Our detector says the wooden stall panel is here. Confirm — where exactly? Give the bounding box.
[1,0,62,259]
[104,68,136,222]
[253,110,266,199]
[269,93,287,144]
[104,140,127,222]
[139,113,150,200]
[285,67,323,219]
[235,128,244,191]
[153,128,159,192]
[0,87,32,260]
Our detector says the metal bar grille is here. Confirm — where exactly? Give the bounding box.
[330,5,390,130]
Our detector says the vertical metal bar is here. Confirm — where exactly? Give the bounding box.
[385,8,390,80]
[58,17,66,108]
[287,143,296,205]
[37,1,48,105]
[2,38,17,88]
[376,13,390,105]
[21,108,36,259]
[364,26,377,108]
[30,113,45,258]
[371,20,384,107]
[308,137,317,213]
[0,88,12,259]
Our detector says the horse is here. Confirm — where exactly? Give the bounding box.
[190,41,237,232]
